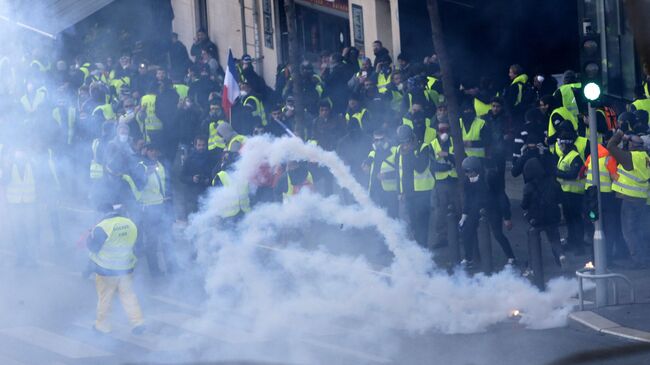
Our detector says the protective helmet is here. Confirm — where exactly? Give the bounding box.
[461,156,482,174]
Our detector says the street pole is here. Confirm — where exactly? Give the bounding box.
[588,102,608,307]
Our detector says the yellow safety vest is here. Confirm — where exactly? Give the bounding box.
[559,82,582,116]
[30,59,49,72]
[474,98,491,117]
[20,87,47,114]
[556,150,585,194]
[586,154,613,193]
[121,174,141,201]
[426,76,442,105]
[632,99,650,116]
[554,136,588,160]
[90,139,104,179]
[377,72,391,93]
[110,76,131,97]
[140,94,163,132]
[79,63,91,81]
[6,163,36,204]
[460,117,486,158]
[208,120,227,150]
[431,137,458,180]
[244,95,267,125]
[345,109,368,129]
[283,171,314,202]
[389,90,403,112]
[90,216,138,271]
[93,104,116,121]
[52,106,76,145]
[173,84,189,99]
[397,144,435,193]
[138,161,166,206]
[612,151,650,199]
[213,171,251,217]
[226,134,246,152]
[368,147,398,192]
[511,74,528,106]
[547,106,579,139]
[402,117,437,145]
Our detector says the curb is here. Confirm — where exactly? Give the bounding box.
[569,311,650,343]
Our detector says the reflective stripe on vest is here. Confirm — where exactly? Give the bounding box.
[6,163,36,204]
[122,174,141,201]
[283,172,314,201]
[244,95,267,125]
[612,152,650,199]
[511,74,528,106]
[559,82,581,116]
[138,161,166,206]
[460,117,486,157]
[90,139,104,179]
[208,120,227,150]
[556,150,585,194]
[431,138,458,180]
[368,147,398,192]
[345,109,367,129]
[226,135,246,152]
[89,217,137,271]
[215,171,251,217]
[52,106,76,145]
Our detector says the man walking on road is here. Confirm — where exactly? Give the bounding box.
[87,203,145,334]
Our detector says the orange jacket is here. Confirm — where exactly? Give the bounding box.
[585,144,619,181]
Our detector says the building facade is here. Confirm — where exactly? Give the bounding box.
[171,0,401,86]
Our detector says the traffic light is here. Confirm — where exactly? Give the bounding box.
[579,18,602,87]
[585,186,599,222]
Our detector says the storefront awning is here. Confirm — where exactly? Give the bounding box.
[0,0,115,39]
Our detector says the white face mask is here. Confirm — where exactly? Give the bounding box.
[439,133,449,142]
[240,91,248,97]
[118,134,129,143]
[469,175,479,183]
[397,84,404,91]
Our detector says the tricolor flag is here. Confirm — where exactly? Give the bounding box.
[222,49,240,120]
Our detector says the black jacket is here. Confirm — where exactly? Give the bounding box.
[521,158,562,227]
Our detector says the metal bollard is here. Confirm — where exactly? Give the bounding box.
[478,208,492,274]
[447,204,460,265]
[528,227,545,290]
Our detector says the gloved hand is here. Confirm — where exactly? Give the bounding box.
[458,214,468,229]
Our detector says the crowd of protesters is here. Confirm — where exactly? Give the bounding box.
[2,24,650,277]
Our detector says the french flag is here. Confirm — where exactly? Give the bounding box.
[222,49,241,119]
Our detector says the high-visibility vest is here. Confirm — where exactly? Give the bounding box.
[173,83,189,99]
[89,216,138,271]
[389,90,403,112]
[47,149,60,189]
[110,76,131,97]
[368,147,398,192]
[555,136,588,160]
[585,146,614,193]
[612,151,650,199]
[138,161,166,206]
[213,171,251,217]
[226,134,246,152]
[426,76,442,105]
[93,104,116,121]
[208,120,227,150]
[511,74,528,106]
[140,94,163,131]
[90,139,104,179]
[402,117,437,145]
[6,162,36,204]
[632,99,650,116]
[474,97,491,117]
[30,59,49,72]
[547,106,578,139]
[283,171,314,202]
[244,95,267,125]
[556,149,585,194]
[52,106,76,145]
[79,63,91,81]
[397,144,435,193]
[345,108,368,129]
[377,71,391,93]
[644,81,649,99]
[460,117,486,157]
[20,87,47,114]
[431,137,458,180]
[559,82,582,116]
[121,174,141,201]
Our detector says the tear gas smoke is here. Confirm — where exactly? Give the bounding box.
[187,136,579,341]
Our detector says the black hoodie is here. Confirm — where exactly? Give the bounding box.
[521,158,562,227]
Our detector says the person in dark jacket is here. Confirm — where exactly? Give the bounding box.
[322,53,354,113]
[180,135,214,215]
[190,28,218,62]
[511,130,557,180]
[521,158,566,267]
[459,156,516,267]
[168,33,191,80]
[372,40,393,69]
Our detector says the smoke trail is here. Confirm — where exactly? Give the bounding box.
[187,135,578,344]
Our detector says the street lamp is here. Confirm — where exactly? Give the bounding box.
[583,82,607,307]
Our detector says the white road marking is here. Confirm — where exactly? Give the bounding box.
[0,326,111,359]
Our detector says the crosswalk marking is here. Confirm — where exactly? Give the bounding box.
[0,326,111,359]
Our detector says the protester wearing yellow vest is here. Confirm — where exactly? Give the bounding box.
[395,125,434,247]
[459,103,487,158]
[3,148,37,264]
[345,95,371,131]
[364,129,398,217]
[403,105,437,146]
[607,131,650,267]
[86,205,144,334]
[553,70,582,117]
[555,130,586,255]
[212,153,251,219]
[430,122,458,248]
[140,88,163,142]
